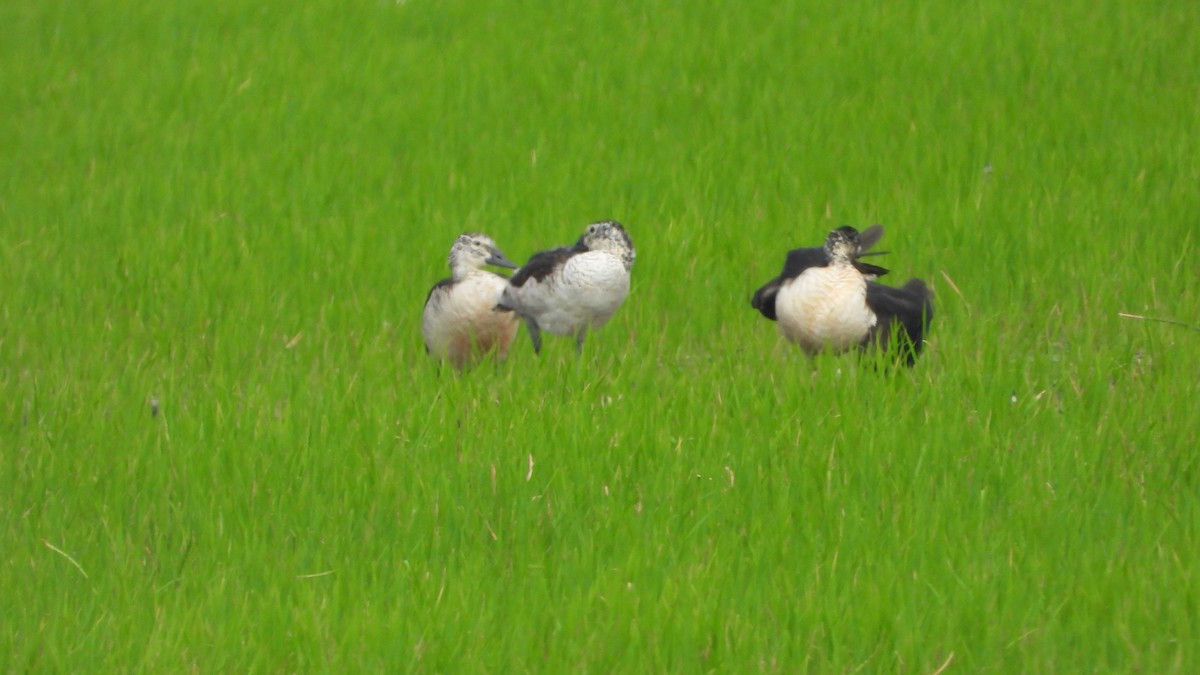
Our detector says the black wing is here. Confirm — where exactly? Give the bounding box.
[423,277,453,309]
[854,261,890,279]
[780,246,829,280]
[851,225,889,278]
[751,277,783,320]
[865,278,934,364]
[508,245,582,288]
[855,224,884,255]
[751,247,829,321]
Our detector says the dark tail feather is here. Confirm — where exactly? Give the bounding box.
[865,278,934,365]
[751,278,781,321]
[855,224,885,255]
[902,278,934,325]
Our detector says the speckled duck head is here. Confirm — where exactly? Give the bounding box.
[824,224,886,264]
[448,232,517,279]
[578,220,636,271]
[825,226,861,263]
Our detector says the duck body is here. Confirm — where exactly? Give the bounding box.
[774,256,878,354]
[751,225,933,364]
[422,233,520,369]
[498,220,635,353]
[503,248,630,335]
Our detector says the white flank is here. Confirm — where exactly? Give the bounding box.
[423,272,518,368]
[775,264,876,354]
[502,250,630,336]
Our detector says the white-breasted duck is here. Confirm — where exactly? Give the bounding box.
[751,225,933,364]
[496,220,635,354]
[422,233,521,369]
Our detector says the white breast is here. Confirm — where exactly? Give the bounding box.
[422,272,519,367]
[505,251,630,336]
[775,265,876,354]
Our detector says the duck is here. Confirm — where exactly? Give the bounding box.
[751,225,933,364]
[496,220,635,354]
[422,233,521,369]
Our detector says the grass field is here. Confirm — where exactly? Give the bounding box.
[3,0,1198,670]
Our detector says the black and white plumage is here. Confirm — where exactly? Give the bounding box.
[497,220,636,354]
[751,225,933,364]
[422,233,520,369]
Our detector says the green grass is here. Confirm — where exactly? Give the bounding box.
[3,0,1198,670]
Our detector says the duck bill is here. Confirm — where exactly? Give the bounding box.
[487,250,519,269]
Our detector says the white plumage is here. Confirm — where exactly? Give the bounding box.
[775,263,877,354]
[498,220,635,354]
[422,233,520,369]
[505,252,630,334]
[751,225,934,364]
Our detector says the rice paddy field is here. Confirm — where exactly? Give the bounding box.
[3,0,1198,671]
